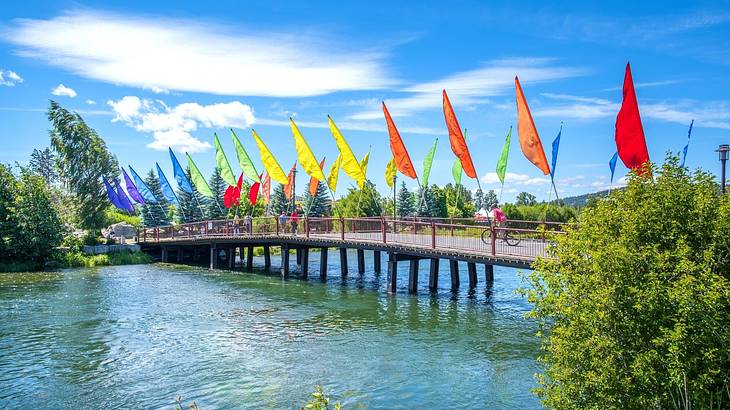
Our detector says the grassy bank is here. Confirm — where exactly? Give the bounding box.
[0,251,152,272]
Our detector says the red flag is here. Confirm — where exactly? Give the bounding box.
[443,90,477,179]
[231,173,243,206]
[223,185,235,208]
[382,102,417,179]
[309,157,326,196]
[248,178,261,206]
[261,172,271,202]
[615,62,650,171]
[284,162,296,200]
[515,77,551,175]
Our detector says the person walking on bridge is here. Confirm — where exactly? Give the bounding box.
[290,209,299,235]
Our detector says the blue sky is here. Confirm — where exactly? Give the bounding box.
[1,1,729,201]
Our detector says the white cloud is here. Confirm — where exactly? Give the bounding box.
[0,69,23,86]
[8,11,394,97]
[107,96,255,153]
[86,99,96,105]
[51,83,77,97]
[481,171,551,186]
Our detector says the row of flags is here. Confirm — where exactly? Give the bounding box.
[105,62,683,219]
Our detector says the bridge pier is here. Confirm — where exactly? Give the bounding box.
[263,245,271,269]
[429,258,439,292]
[387,252,397,293]
[373,250,381,274]
[467,262,477,288]
[301,247,309,278]
[246,245,254,271]
[449,260,460,290]
[319,247,328,278]
[408,259,419,294]
[209,244,217,270]
[161,246,168,263]
[296,247,302,266]
[339,248,348,277]
[176,247,183,263]
[484,264,494,282]
[357,249,365,274]
[280,244,290,279]
[228,247,234,269]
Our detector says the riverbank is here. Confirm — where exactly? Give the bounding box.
[0,251,152,272]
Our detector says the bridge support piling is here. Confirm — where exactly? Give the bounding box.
[296,247,302,266]
[357,249,365,275]
[339,248,348,277]
[373,251,381,274]
[319,247,328,278]
[467,262,477,288]
[209,244,217,270]
[484,264,494,283]
[429,258,439,292]
[246,245,254,271]
[301,247,309,278]
[263,245,271,269]
[387,252,397,293]
[161,246,168,263]
[408,259,419,294]
[280,245,290,279]
[177,247,183,263]
[449,260,460,290]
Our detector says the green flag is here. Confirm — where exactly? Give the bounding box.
[496,127,512,185]
[214,133,236,186]
[230,129,260,183]
[452,157,462,186]
[186,153,214,197]
[422,138,438,187]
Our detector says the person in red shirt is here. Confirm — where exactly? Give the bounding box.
[290,209,299,235]
[490,204,507,227]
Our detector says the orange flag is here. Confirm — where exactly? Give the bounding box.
[382,102,417,179]
[284,162,297,200]
[309,157,326,196]
[515,76,551,175]
[443,90,477,179]
[261,172,271,202]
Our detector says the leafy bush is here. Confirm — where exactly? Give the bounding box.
[302,385,342,410]
[103,208,141,228]
[525,156,730,409]
[53,251,151,268]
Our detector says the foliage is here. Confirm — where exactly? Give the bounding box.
[231,180,266,218]
[177,168,207,223]
[48,101,119,231]
[206,167,227,220]
[0,163,16,257]
[338,181,383,217]
[28,147,59,185]
[103,208,142,228]
[141,170,171,226]
[483,189,499,209]
[502,203,578,223]
[524,156,730,409]
[54,250,152,268]
[417,185,448,217]
[269,183,290,215]
[474,187,484,210]
[515,191,537,206]
[396,181,415,217]
[302,385,342,410]
[443,183,475,218]
[303,181,331,217]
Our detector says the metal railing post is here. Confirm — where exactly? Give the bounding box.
[276,217,280,235]
[381,216,387,243]
[305,217,310,238]
[431,222,436,249]
[450,217,454,236]
[340,218,345,240]
[491,224,497,256]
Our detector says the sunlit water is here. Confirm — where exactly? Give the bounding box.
[0,250,541,409]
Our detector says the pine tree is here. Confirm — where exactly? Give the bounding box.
[141,169,170,226]
[206,168,227,220]
[484,189,499,209]
[474,188,485,211]
[270,183,289,215]
[28,147,59,186]
[423,185,448,218]
[176,168,206,223]
[303,182,331,217]
[396,181,415,217]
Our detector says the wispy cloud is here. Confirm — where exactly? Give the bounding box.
[0,69,22,86]
[601,79,681,92]
[6,10,395,97]
[51,84,76,98]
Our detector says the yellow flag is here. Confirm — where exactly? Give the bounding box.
[327,154,342,193]
[360,152,370,177]
[251,129,288,185]
[385,157,397,188]
[328,116,366,189]
[290,118,326,182]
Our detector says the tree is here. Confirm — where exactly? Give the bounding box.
[206,167,227,220]
[525,156,730,409]
[474,187,484,210]
[141,170,170,226]
[176,168,207,223]
[338,181,383,217]
[303,182,331,217]
[418,185,447,218]
[269,183,289,215]
[28,147,59,185]
[48,101,118,231]
[515,191,537,206]
[0,163,18,258]
[396,181,415,217]
[443,183,475,218]
[484,189,498,209]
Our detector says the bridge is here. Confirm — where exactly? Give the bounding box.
[138,217,565,294]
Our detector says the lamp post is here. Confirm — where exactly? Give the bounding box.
[718,144,729,194]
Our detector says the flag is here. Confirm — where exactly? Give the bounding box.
[102,177,123,211]
[550,124,562,180]
[261,172,271,202]
[609,152,619,185]
[113,178,135,213]
[309,158,326,196]
[249,178,261,206]
[496,127,512,185]
[360,152,370,177]
[231,129,260,183]
[121,167,145,205]
[128,166,157,203]
[443,90,477,178]
[452,158,462,186]
[382,102,417,179]
[385,157,397,188]
[615,63,650,171]
[327,155,341,193]
[252,130,289,185]
[515,76,551,175]
[214,133,237,186]
[291,118,326,182]
[422,138,438,187]
[328,116,367,188]
[169,148,193,193]
[224,174,243,208]
[284,162,296,200]
[155,163,179,204]
[185,153,214,198]
[681,120,694,167]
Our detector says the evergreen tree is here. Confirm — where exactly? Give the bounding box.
[206,167,227,220]
[270,183,289,215]
[474,187,485,210]
[303,182,331,217]
[338,181,383,217]
[396,181,415,217]
[141,170,170,226]
[176,168,206,223]
[28,147,59,186]
[423,185,448,218]
[484,189,499,209]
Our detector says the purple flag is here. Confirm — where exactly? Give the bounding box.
[113,178,136,213]
[103,177,125,211]
[122,167,145,205]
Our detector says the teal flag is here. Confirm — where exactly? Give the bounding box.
[129,165,157,203]
[156,163,179,204]
[422,138,438,187]
[169,148,193,193]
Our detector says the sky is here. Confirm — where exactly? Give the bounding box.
[1,0,729,201]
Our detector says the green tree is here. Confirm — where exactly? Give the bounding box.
[396,181,415,217]
[417,185,447,218]
[141,170,170,226]
[515,191,537,206]
[303,182,331,217]
[206,167,227,220]
[0,163,18,257]
[269,183,289,215]
[338,181,383,217]
[48,101,118,232]
[28,147,59,185]
[525,156,730,409]
[484,189,498,209]
[474,187,484,210]
[177,168,206,223]
[443,183,475,218]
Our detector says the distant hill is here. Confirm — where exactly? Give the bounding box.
[558,189,613,207]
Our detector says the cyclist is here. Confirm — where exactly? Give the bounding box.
[489,204,507,228]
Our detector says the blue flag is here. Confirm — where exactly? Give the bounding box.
[609,151,619,184]
[169,147,193,193]
[550,124,562,180]
[156,163,179,204]
[129,165,158,203]
[103,177,125,211]
[680,120,694,168]
[113,178,136,213]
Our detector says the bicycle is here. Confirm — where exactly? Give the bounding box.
[479,220,521,247]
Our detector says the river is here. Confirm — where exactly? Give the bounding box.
[0,250,541,409]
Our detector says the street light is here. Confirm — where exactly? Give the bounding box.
[718,144,729,194]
